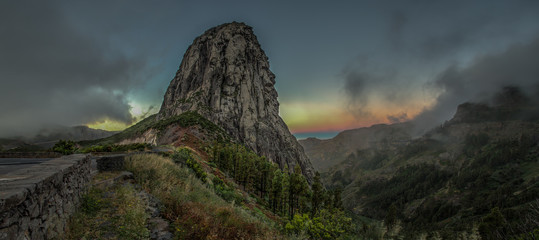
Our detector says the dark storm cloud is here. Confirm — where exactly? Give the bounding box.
[417,16,492,60]
[342,67,381,118]
[342,57,410,120]
[343,71,369,110]
[413,37,539,133]
[342,1,539,131]
[388,11,407,49]
[0,1,149,137]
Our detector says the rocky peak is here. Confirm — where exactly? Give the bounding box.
[450,102,493,123]
[158,22,314,181]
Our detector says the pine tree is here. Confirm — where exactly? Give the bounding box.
[478,207,507,240]
[289,165,308,218]
[324,190,333,211]
[299,181,311,214]
[244,152,256,192]
[281,165,290,216]
[333,186,343,210]
[385,203,398,231]
[311,172,324,216]
[270,169,283,212]
[226,144,234,174]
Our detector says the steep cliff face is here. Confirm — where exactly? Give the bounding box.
[158,22,314,181]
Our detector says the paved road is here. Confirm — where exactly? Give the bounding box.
[0,158,53,175]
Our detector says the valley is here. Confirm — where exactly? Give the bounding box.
[302,101,539,238]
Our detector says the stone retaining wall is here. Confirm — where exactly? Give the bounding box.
[0,154,91,240]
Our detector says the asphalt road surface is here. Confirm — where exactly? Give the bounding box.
[0,158,53,175]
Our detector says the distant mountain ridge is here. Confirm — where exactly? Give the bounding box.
[31,125,117,146]
[0,125,117,150]
[299,122,412,171]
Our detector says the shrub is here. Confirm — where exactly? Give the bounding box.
[286,209,352,239]
[80,188,104,215]
[52,140,77,155]
[80,143,150,153]
[213,176,243,204]
[173,148,207,182]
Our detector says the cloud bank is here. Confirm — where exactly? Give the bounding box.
[343,1,539,133]
[0,1,149,137]
[413,38,539,132]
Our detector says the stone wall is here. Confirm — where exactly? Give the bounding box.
[0,154,91,240]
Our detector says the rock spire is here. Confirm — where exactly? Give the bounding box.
[158,22,314,181]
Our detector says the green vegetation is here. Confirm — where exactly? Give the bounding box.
[80,143,150,153]
[152,111,223,134]
[172,147,207,182]
[211,143,310,218]
[51,139,77,154]
[478,207,507,240]
[357,163,452,220]
[212,175,244,203]
[463,133,490,155]
[285,209,353,239]
[211,142,357,239]
[50,140,149,155]
[125,154,280,239]
[68,111,381,238]
[81,111,229,147]
[114,145,359,239]
[66,172,150,239]
[324,131,539,238]
[211,143,276,200]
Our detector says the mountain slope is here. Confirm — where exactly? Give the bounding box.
[322,102,539,237]
[30,125,117,148]
[1,126,117,151]
[300,122,412,171]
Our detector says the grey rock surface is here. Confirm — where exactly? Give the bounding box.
[158,22,314,181]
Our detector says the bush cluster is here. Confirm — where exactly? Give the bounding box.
[52,140,78,155]
[173,148,207,183]
[80,143,150,153]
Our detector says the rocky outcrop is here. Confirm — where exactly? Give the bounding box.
[158,22,314,181]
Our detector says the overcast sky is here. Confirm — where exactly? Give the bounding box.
[1,0,539,138]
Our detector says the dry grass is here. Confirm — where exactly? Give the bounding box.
[66,172,150,239]
[125,154,283,240]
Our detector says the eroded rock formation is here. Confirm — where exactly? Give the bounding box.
[158,22,314,181]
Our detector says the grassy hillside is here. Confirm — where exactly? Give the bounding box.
[79,111,230,147]
[70,149,363,239]
[71,111,370,239]
[125,153,282,239]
